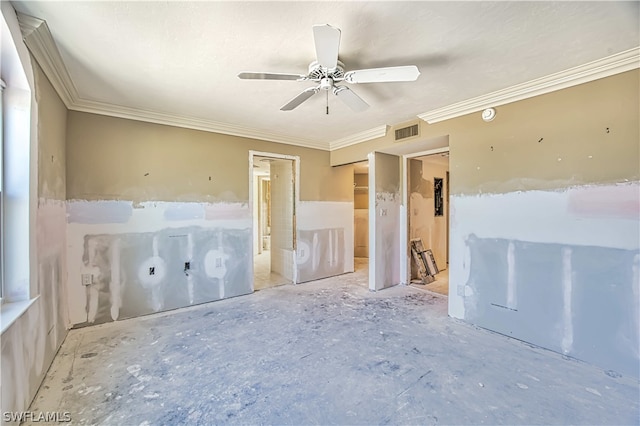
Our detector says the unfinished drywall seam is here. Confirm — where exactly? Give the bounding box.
[561,247,573,354]
[506,241,516,310]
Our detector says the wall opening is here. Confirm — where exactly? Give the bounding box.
[407,151,450,296]
[250,153,297,290]
[353,160,369,275]
[369,135,450,297]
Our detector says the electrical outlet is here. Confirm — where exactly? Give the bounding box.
[215,258,222,268]
[149,267,155,275]
[81,274,93,286]
[184,261,191,271]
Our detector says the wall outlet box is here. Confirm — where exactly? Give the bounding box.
[81,274,93,286]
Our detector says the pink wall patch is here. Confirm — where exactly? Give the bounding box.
[568,183,639,220]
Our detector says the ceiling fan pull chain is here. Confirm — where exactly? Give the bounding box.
[326,89,329,115]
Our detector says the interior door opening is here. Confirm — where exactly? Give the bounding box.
[251,153,296,290]
[365,136,450,302]
[353,160,369,275]
[407,151,450,296]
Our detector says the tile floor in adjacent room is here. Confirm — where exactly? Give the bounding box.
[411,268,449,296]
[253,250,290,291]
[26,259,639,425]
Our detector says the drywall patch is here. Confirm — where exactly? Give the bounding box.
[373,192,401,290]
[67,200,133,224]
[462,235,639,377]
[163,203,205,221]
[204,203,251,221]
[450,182,640,378]
[66,201,252,326]
[297,201,355,277]
[297,228,345,283]
[73,225,251,326]
[450,182,640,250]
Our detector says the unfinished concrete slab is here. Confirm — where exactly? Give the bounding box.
[27,267,638,425]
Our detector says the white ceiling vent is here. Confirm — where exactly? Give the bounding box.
[394,123,419,141]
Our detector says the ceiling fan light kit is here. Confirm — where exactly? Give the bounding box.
[238,24,421,113]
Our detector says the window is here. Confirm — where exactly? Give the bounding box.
[1,8,32,306]
[0,78,4,301]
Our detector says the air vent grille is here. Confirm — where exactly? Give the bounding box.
[394,124,419,141]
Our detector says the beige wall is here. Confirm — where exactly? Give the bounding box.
[354,173,368,209]
[35,63,66,200]
[66,112,352,203]
[332,70,640,195]
[354,173,368,258]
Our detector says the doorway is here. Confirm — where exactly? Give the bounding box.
[250,152,298,290]
[353,161,369,275]
[407,151,450,295]
[366,136,450,296]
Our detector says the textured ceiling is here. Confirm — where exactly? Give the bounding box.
[10,1,640,149]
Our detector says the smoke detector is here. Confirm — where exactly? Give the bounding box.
[482,108,496,122]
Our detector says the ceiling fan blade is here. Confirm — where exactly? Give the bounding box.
[333,86,369,112]
[313,24,341,70]
[344,65,420,83]
[280,87,319,111]
[238,72,306,81]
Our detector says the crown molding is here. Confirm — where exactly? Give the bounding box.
[17,12,78,108]
[329,125,389,150]
[418,47,640,124]
[72,98,328,150]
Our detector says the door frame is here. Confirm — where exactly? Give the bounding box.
[400,146,450,286]
[249,151,300,287]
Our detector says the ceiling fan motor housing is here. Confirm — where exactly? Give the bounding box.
[308,60,345,81]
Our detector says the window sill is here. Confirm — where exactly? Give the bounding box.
[0,296,39,335]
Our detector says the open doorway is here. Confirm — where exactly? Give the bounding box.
[353,161,369,275]
[250,152,297,290]
[366,136,450,295]
[406,150,450,295]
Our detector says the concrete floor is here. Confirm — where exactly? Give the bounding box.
[27,262,639,425]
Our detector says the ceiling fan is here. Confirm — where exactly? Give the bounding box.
[238,24,420,113]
